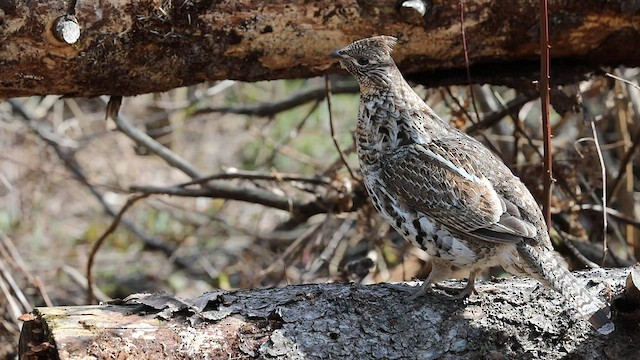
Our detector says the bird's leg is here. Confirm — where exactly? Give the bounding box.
[407,277,433,300]
[407,261,451,300]
[453,271,477,299]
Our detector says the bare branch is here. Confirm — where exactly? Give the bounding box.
[129,181,368,224]
[104,96,203,179]
[178,169,331,188]
[193,83,359,117]
[87,193,150,304]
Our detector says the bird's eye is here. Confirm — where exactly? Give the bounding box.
[356,58,369,66]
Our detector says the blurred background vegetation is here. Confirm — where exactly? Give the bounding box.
[2,69,640,356]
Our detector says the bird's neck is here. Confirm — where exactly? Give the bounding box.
[355,73,449,171]
[357,78,447,137]
[359,66,408,96]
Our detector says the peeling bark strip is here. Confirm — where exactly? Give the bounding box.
[17,269,640,359]
[1,1,640,97]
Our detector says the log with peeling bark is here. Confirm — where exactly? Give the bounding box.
[2,0,640,98]
[18,268,640,359]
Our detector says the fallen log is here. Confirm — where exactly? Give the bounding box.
[2,1,640,97]
[18,268,640,359]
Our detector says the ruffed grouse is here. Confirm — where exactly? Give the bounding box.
[331,35,613,334]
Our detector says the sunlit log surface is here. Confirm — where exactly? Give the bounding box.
[18,268,640,359]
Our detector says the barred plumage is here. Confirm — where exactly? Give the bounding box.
[331,35,614,334]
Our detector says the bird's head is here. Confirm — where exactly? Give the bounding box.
[331,36,399,90]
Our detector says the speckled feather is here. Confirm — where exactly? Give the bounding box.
[332,35,613,334]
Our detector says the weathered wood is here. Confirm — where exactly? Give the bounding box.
[18,268,640,359]
[2,0,640,97]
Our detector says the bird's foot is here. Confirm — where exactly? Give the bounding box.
[431,283,476,300]
[406,280,433,301]
[434,273,478,300]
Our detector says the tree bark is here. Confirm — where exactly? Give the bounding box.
[18,268,640,359]
[2,0,640,97]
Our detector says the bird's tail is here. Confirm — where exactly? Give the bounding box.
[513,243,614,335]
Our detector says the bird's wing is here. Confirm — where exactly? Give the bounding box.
[380,140,537,243]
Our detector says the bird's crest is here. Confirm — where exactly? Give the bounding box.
[361,35,398,55]
[332,36,397,60]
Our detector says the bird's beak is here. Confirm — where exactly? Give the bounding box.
[330,50,342,58]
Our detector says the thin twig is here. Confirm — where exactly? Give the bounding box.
[248,123,324,168]
[86,193,150,304]
[303,218,354,281]
[539,0,553,229]
[0,273,22,321]
[0,248,31,311]
[616,69,640,254]
[589,121,609,265]
[575,173,629,267]
[576,88,610,264]
[325,76,357,179]
[552,226,600,269]
[443,87,477,125]
[489,89,544,159]
[322,143,357,177]
[0,233,53,307]
[61,265,110,303]
[441,87,503,158]
[459,0,480,123]
[578,204,640,229]
[512,120,544,158]
[32,277,54,307]
[257,99,322,169]
[257,221,325,281]
[512,120,522,170]
[605,72,640,91]
[465,94,535,134]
